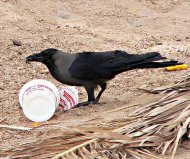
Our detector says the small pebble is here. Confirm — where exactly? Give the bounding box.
[175,38,181,42]
[156,42,163,45]
[42,35,48,40]
[30,48,36,51]
[30,10,35,13]
[40,69,49,74]
[17,51,22,55]
[12,39,22,46]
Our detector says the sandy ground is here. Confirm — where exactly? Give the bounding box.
[0,0,190,158]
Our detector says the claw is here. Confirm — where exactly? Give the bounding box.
[75,101,98,108]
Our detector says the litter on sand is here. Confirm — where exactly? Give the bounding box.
[19,79,78,122]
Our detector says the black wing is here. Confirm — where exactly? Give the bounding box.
[68,50,161,80]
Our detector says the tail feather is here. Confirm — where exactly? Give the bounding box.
[132,61,181,69]
[127,52,182,69]
[135,52,164,59]
[111,52,181,73]
[142,52,167,62]
[102,51,182,78]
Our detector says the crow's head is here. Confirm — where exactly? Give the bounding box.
[26,48,58,64]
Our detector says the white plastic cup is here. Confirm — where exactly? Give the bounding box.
[59,86,78,110]
[19,79,60,122]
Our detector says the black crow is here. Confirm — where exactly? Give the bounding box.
[26,48,181,107]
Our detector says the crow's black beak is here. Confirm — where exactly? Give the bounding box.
[25,53,43,63]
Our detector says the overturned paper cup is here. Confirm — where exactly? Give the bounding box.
[59,86,78,110]
[19,79,60,122]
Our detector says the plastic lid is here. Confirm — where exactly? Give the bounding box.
[22,92,55,122]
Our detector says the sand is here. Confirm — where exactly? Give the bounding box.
[0,0,190,158]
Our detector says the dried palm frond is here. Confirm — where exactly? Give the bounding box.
[0,124,32,131]
[140,75,190,94]
[2,76,190,159]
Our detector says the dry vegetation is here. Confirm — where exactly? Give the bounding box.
[0,0,190,158]
[1,76,190,159]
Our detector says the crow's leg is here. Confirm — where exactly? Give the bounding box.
[75,86,96,107]
[86,86,96,102]
[95,83,107,102]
